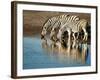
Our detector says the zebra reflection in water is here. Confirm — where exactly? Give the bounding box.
[41,38,88,64]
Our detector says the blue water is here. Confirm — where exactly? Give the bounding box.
[23,36,91,69]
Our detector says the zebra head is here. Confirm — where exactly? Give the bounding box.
[41,19,51,39]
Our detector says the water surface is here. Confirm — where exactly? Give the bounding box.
[23,36,91,69]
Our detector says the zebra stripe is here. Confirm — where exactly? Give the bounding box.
[52,16,88,41]
[41,14,80,40]
[41,14,69,36]
[71,19,88,32]
[49,15,80,41]
[57,19,88,41]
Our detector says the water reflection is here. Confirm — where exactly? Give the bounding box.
[23,36,90,69]
[41,38,89,65]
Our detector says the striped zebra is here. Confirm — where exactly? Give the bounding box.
[41,14,70,39]
[70,19,88,41]
[57,19,88,42]
[41,14,80,41]
[49,15,80,41]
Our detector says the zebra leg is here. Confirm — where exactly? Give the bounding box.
[72,32,76,40]
[57,30,62,42]
[76,32,79,39]
[83,28,88,41]
[72,39,76,48]
[84,32,88,41]
[67,29,71,40]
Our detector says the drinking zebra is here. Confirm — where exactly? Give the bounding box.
[41,14,71,39]
[41,14,80,41]
[49,14,80,42]
[56,19,88,43]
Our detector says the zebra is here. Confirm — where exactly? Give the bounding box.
[49,20,61,42]
[41,14,69,39]
[57,19,88,42]
[56,24,72,43]
[49,15,80,42]
[70,19,88,41]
